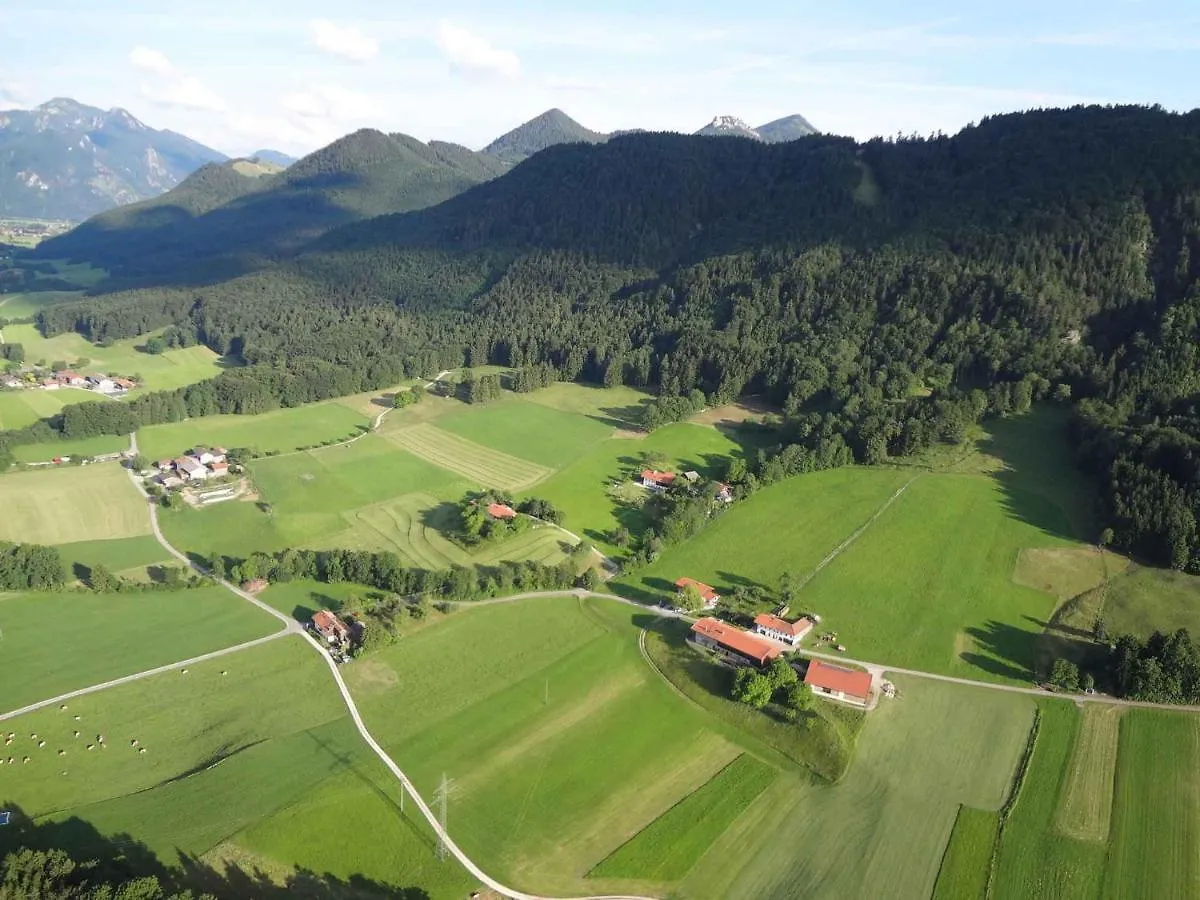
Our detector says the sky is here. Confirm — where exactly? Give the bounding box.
[0,0,1197,158]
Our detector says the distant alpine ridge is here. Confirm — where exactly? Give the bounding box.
[0,98,226,220]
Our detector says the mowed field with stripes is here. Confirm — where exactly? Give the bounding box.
[157,385,672,570]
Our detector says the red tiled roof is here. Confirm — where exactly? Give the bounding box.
[675,577,720,603]
[312,609,349,636]
[754,613,813,638]
[487,503,517,519]
[804,659,872,700]
[690,617,780,665]
[641,469,676,486]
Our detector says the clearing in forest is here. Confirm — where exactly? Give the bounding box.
[384,422,552,491]
[0,463,149,545]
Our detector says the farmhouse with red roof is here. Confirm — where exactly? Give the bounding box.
[804,659,873,707]
[487,502,517,520]
[690,617,781,667]
[675,577,721,609]
[312,610,351,645]
[640,470,676,492]
[753,613,814,646]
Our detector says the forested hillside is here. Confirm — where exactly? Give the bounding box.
[34,129,508,284]
[15,104,1200,569]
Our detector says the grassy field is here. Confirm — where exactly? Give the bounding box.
[10,433,128,464]
[590,754,776,881]
[617,467,912,606]
[0,585,279,711]
[1104,564,1200,639]
[687,675,1035,900]
[0,387,107,430]
[992,703,1106,900]
[56,535,173,580]
[1104,709,1200,899]
[0,637,476,899]
[384,422,553,490]
[347,596,757,895]
[0,463,149,545]
[435,396,617,468]
[3,323,231,393]
[138,401,370,461]
[0,290,85,320]
[523,382,651,423]
[1055,705,1121,842]
[932,806,1001,900]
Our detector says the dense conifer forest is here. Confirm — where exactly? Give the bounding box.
[7,104,1200,570]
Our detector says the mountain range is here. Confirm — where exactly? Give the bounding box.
[1,101,818,220]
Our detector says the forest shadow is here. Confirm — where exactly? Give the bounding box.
[0,802,431,899]
[974,406,1099,545]
[961,619,1038,682]
[587,399,653,430]
[370,394,396,409]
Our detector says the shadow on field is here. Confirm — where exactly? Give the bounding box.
[975,407,1100,545]
[0,802,431,899]
[961,619,1038,681]
[613,576,679,607]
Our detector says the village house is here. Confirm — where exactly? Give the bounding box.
[716,482,734,503]
[41,378,60,390]
[1,376,21,389]
[753,613,814,646]
[210,461,230,477]
[487,502,517,520]
[55,370,86,387]
[804,659,873,708]
[690,617,781,667]
[675,577,721,609]
[640,469,676,492]
[175,457,208,481]
[312,610,351,645]
[88,376,116,393]
[113,377,136,392]
[190,448,216,466]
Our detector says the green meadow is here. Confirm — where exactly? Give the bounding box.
[137,401,370,461]
[0,386,107,431]
[0,637,475,899]
[0,462,148,545]
[1104,564,1200,639]
[0,290,85,320]
[56,535,173,580]
[0,585,279,710]
[9,433,128,464]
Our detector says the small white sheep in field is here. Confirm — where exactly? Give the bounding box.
[86,744,94,750]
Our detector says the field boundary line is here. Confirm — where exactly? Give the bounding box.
[795,475,918,591]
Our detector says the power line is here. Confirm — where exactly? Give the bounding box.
[433,772,454,861]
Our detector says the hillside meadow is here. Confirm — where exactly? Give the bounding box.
[0,387,107,431]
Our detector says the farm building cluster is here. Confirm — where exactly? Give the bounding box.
[639,469,734,503]
[688,612,874,708]
[1,367,139,396]
[310,609,358,663]
[152,447,232,489]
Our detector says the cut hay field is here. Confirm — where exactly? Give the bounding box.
[335,491,575,569]
[384,421,553,490]
[0,585,279,711]
[0,386,107,430]
[684,675,1035,900]
[9,433,128,464]
[57,535,173,580]
[617,467,913,607]
[2,323,232,393]
[137,401,369,462]
[347,596,767,896]
[0,637,475,899]
[0,462,149,545]
[932,806,1001,900]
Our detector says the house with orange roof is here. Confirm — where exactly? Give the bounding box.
[753,613,814,646]
[675,577,721,609]
[690,617,781,667]
[487,502,517,520]
[804,659,873,707]
[640,469,676,492]
[312,610,350,645]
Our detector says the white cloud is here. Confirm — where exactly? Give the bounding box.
[310,19,379,61]
[128,46,175,76]
[282,85,376,121]
[0,79,29,108]
[437,21,521,79]
[141,75,226,112]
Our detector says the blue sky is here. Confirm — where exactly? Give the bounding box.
[0,0,1196,156]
